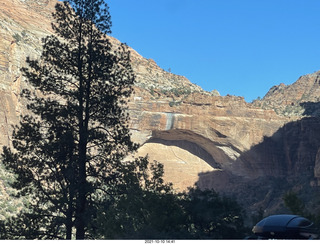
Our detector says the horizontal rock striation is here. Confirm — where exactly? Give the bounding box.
[1,0,320,214]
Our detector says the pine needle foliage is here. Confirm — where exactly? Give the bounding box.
[1,0,139,239]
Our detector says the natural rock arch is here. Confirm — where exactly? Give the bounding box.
[135,129,240,191]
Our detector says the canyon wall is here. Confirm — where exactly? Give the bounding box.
[1,0,320,214]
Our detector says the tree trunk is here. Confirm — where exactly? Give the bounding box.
[66,216,72,239]
[66,188,74,239]
[75,148,87,239]
[75,18,87,239]
[75,97,88,239]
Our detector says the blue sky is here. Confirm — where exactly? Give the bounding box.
[107,0,320,102]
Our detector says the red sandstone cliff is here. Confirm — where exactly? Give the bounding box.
[1,0,320,214]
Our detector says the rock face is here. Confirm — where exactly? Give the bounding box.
[253,71,320,117]
[1,0,320,215]
[0,0,56,148]
[0,0,201,149]
[129,91,290,186]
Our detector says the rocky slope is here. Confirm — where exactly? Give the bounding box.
[128,90,291,189]
[130,85,320,215]
[253,71,320,117]
[1,0,320,216]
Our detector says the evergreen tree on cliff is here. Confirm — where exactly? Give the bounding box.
[1,0,140,239]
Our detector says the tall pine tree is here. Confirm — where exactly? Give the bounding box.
[1,0,138,239]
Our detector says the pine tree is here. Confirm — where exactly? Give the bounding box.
[283,191,305,216]
[1,0,138,239]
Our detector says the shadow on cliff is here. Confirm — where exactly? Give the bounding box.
[300,101,320,117]
[195,115,320,215]
[144,137,220,169]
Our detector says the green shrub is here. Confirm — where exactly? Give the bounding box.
[12,33,22,43]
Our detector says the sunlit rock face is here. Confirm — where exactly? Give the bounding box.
[129,90,288,149]
[2,0,320,214]
[0,0,57,148]
[136,138,218,191]
[253,71,320,117]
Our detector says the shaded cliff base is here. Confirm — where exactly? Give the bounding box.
[137,115,320,216]
[199,115,320,216]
